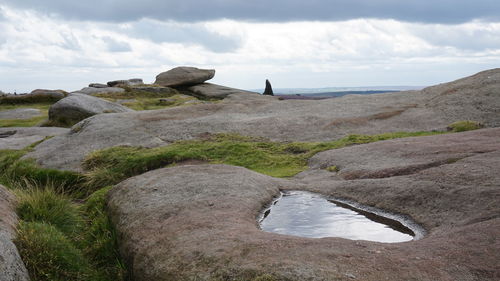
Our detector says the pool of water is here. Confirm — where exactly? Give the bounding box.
[259,191,415,243]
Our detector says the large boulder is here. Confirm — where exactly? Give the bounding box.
[88,83,109,88]
[27,68,500,172]
[154,66,215,87]
[0,90,67,104]
[48,93,133,125]
[29,89,67,98]
[185,83,258,99]
[73,87,125,96]
[107,129,500,280]
[0,108,42,120]
[0,127,69,150]
[0,184,30,281]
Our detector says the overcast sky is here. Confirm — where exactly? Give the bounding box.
[1,0,499,93]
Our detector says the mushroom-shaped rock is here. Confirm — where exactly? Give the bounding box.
[154,66,215,87]
[186,83,258,99]
[0,184,30,281]
[49,93,133,125]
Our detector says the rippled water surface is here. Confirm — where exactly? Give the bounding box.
[260,191,414,243]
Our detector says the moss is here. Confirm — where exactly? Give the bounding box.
[326,165,339,172]
[15,221,96,281]
[83,131,443,186]
[447,120,484,132]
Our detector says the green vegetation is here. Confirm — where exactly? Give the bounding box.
[83,131,442,187]
[326,165,339,172]
[447,120,484,132]
[93,86,200,110]
[15,221,95,281]
[0,103,51,127]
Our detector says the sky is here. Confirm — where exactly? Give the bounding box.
[0,1,499,93]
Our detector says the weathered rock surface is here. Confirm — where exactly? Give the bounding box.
[108,128,500,280]
[88,83,109,88]
[73,87,125,96]
[0,108,42,120]
[107,78,143,87]
[185,83,258,99]
[154,66,215,87]
[29,89,67,98]
[0,184,30,281]
[27,69,500,172]
[48,93,133,124]
[0,127,69,150]
[131,86,177,95]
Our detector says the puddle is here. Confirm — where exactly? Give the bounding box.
[259,191,421,243]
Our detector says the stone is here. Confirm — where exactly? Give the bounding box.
[263,79,274,96]
[88,83,109,88]
[131,86,177,95]
[29,89,67,99]
[0,108,42,120]
[48,93,133,125]
[26,68,500,172]
[0,127,69,150]
[185,83,258,99]
[0,184,30,281]
[154,66,215,87]
[107,78,143,87]
[0,90,5,96]
[107,129,500,280]
[73,87,125,96]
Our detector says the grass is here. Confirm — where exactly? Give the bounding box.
[83,131,443,187]
[93,87,201,110]
[447,120,484,132]
[0,103,51,127]
[15,221,95,281]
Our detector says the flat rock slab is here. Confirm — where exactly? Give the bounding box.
[49,93,133,124]
[0,108,42,120]
[155,66,215,87]
[27,69,500,172]
[108,129,500,280]
[186,83,258,99]
[0,184,30,281]
[73,87,125,96]
[0,127,69,150]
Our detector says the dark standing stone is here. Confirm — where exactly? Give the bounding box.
[263,79,274,96]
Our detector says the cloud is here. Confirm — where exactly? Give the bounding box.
[118,19,241,53]
[1,0,499,24]
[101,36,132,52]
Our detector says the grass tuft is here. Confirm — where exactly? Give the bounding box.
[447,120,484,132]
[15,186,82,236]
[15,221,95,281]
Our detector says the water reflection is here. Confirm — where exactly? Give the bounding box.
[260,191,414,243]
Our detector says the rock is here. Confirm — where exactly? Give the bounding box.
[0,184,30,281]
[27,68,500,172]
[88,83,109,88]
[154,66,215,87]
[0,108,42,120]
[263,79,274,96]
[0,90,5,96]
[115,99,137,105]
[0,127,69,150]
[107,129,500,280]
[73,87,125,96]
[185,83,258,99]
[131,86,177,95]
[29,89,67,98]
[107,78,143,87]
[48,93,133,125]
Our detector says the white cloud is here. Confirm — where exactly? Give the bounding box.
[0,5,499,93]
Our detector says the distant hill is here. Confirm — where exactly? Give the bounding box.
[250,86,424,98]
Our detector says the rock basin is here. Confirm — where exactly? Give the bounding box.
[259,190,420,243]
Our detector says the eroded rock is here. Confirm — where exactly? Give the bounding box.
[185,83,258,99]
[154,66,215,87]
[0,127,69,150]
[73,87,125,96]
[0,108,42,120]
[107,79,143,87]
[0,184,30,281]
[49,93,133,125]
